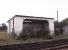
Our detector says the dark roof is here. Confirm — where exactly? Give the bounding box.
[7,15,54,22]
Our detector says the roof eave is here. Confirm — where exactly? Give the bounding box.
[7,15,54,22]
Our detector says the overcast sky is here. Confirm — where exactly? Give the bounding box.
[0,0,68,24]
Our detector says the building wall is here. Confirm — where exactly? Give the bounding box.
[23,22,44,35]
[7,19,13,35]
[48,20,54,36]
[7,17,24,36]
[23,17,54,36]
[14,17,24,36]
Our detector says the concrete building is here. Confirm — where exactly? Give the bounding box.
[7,15,54,37]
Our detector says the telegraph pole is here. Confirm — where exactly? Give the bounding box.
[57,10,59,22]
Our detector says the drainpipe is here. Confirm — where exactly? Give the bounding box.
[13,18,14,31]
[12,18,16,38]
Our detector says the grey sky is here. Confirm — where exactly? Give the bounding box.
[0,0,68,24]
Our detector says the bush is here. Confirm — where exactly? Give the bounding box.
[19,32,29,40]
[19,30,53,40]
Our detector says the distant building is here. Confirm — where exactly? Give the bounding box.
[7,15,54,37]
[63,25,68,35]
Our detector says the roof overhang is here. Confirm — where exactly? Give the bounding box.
[7,15,54,22]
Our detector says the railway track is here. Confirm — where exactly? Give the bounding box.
[0,39,68,50]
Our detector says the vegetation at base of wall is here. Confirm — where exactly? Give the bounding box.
[54,34,68,40]
[0,32,16,42]
[1,31,68,43]
[54,32,63,37]
[18,30,53,40]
